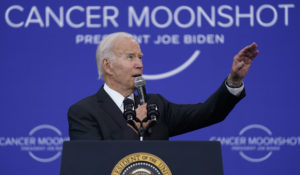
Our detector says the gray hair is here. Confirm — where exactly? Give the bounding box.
[96,32,135,79]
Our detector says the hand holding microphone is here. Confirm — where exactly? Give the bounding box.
[134,76,159,128]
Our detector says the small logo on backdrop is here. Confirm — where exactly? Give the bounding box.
[210,124,300,163]
[0,124,69,163]
[111,152,172,175]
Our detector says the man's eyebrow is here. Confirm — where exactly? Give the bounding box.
[126,52,143,56]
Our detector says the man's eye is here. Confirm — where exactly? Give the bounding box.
[128,55,134,59]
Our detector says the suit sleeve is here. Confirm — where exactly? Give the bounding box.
[158,80,246,137]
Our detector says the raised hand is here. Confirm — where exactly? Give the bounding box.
[228,42,259,85]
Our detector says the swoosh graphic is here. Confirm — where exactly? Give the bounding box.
[143,50,200,80]
[239,151,272,163]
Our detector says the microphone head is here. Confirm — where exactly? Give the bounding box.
[134,76,145,88]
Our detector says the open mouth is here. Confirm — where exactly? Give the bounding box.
[132,74,142,77]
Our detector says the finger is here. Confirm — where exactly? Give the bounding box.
[244,49,259,62]
[247,43,258,56]
[235,49,251,62]
[241,43,254,53]
[244,42,258,53]
[237,48,258,62]
[245,46,258,56]
[234,61,244,71]
[247,50,259,62]
[142,120,151,128]
[249,42,258,50]
[136,103,146,110]
[240,43,258,55]
[254,50,259,57]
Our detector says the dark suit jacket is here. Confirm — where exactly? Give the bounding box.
[68,81,245,140]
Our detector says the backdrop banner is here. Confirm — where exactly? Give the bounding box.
[1,0,299,174]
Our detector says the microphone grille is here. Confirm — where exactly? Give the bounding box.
[134,76,145,87]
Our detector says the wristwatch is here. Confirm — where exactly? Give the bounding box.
[225,78,243,88]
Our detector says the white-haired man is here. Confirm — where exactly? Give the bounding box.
[68,32,259,140]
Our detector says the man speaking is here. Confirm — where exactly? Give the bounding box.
[68,32,259,140]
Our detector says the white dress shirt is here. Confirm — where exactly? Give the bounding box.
[103,83,135,113]
[226,83,244,96]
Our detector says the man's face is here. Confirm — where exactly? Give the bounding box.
[107,38,143,93]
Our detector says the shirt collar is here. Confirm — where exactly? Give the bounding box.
[103,83,134,112]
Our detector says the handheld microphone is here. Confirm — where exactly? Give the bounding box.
[134,76,160,139]
[134,76,146,105]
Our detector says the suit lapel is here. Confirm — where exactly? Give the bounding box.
[95,86,140,139]
[96,86,127,129]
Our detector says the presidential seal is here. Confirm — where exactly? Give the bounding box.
[111,152,172,175]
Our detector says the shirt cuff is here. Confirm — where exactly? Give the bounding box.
[225,83,244,96]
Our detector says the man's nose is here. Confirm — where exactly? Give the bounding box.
[135,59,143,69]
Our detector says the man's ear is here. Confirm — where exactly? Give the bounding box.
[102,58,113,75]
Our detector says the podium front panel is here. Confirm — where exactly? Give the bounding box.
[60,141,223,175]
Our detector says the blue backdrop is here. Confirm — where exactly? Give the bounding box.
[1,0,299,174]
